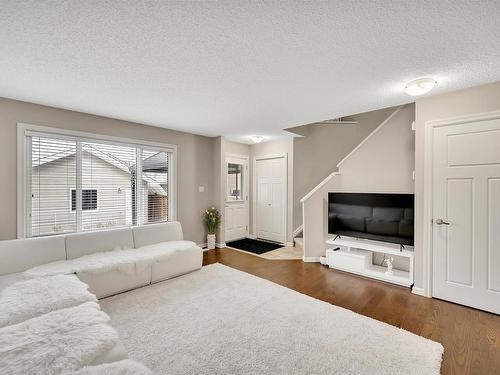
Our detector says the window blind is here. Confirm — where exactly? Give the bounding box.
[30,136,77,237]
[142,150,169,224]
[80,141,137,231]
[25,131,174,238]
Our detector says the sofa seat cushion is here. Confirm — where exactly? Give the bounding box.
[24,241,200,278]
[137,240,199,256]
[147,242,203,283]
[137,240,202,278]
[24,248,148,278]
[134,240,203,283]
[77,268,151,299]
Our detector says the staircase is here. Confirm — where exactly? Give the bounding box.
[292,225,303,250]
[293,236,303,249]
[299,105,413,261]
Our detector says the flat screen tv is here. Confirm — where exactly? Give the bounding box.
[328,193,414,246]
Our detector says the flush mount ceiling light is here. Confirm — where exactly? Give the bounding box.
[249,135,265,143]
[404,78,437,96]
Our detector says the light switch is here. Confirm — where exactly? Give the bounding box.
[198,186,205,193]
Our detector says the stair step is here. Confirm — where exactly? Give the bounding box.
[294,237,303,248]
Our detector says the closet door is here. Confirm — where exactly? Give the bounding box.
[432,118,500,314]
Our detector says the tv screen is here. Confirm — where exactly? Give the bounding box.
[328,193,414,246]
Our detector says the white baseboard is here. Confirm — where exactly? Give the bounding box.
[198,243,222,252]
[285,242,294,247]
[302,256,320,263]
[411,287,427,297]
[247,234,257,239]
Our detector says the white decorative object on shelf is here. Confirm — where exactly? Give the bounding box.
[325,237,414,287]
[384,256,394,276]
[207,234,216,250]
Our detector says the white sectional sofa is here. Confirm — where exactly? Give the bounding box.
[0,221,202,374]
[0,221,203,298]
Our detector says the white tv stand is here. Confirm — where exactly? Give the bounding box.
[325,237,414,287]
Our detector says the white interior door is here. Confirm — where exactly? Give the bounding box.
[225,156,249,242]
[256,157,286,243]
[432,118,500,314]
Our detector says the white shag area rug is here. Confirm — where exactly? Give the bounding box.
[66,359,152,375]
[100,263,443,375]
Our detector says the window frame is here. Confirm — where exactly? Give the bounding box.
[70,188,99,212]
[226,162,244,201]
[17,123,177,239]
[225,155,248,203]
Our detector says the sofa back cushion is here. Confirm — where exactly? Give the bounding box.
[0,236,66,275]
[65,228,134,259]
[133,221,183,248]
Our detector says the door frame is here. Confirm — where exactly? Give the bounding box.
[422,109,500,298]
[252,153,288,244]
[225,153,250,241]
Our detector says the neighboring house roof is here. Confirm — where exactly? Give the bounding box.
[32,144,167,196]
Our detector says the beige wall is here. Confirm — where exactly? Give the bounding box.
[212,136,226,244]
[290,106,397,230]
[302,104,415,260]
[0,97,215,244]
[225,140,250,157]
[414,81,500,291]
[334,105,415,193]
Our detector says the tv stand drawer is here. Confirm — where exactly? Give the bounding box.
[327,248,372,270]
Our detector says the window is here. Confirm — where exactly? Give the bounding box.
[71,189,97,211]
[80,141,137,232]
[20,125,176,238]
[142,150,169,224]
[30,136,77,236]
[227,162,244,201]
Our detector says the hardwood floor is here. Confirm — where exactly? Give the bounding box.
[203,248,500,375]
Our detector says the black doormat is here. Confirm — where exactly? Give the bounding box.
[226,238,283,255]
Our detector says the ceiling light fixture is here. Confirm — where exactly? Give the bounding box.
[249,135,265,143]
[404,78,437,96]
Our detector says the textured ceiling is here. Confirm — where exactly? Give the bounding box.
[1,1,499,143]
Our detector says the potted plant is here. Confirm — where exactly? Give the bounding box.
[203,207,221,250]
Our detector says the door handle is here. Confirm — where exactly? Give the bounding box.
[435,219,450,225]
